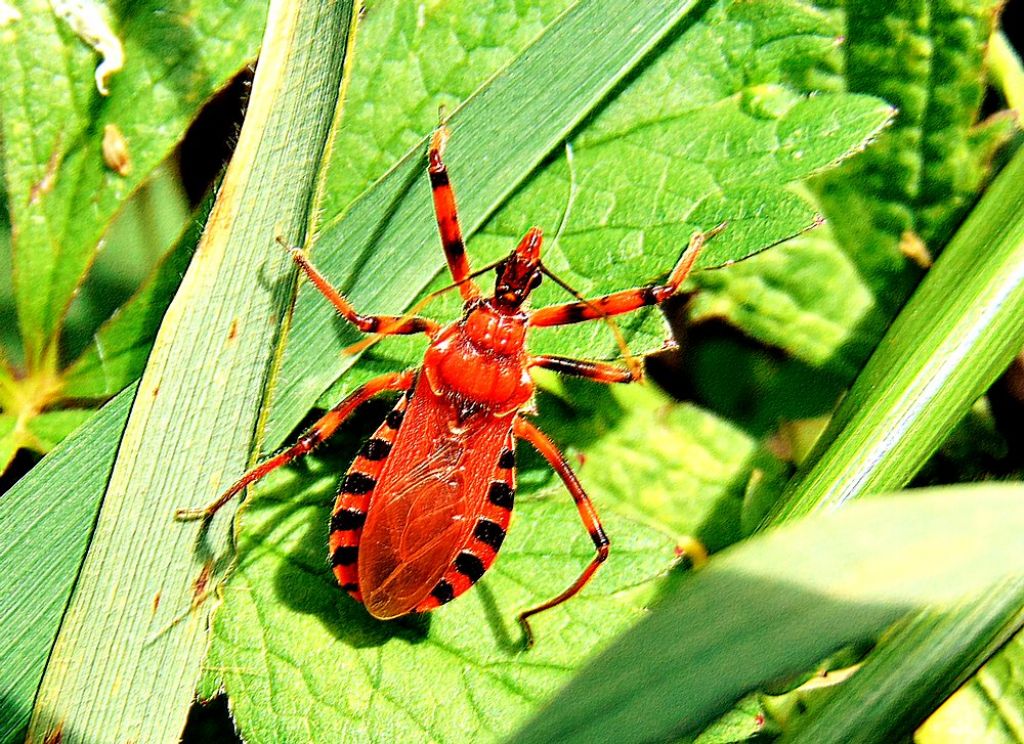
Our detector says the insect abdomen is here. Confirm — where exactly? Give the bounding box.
[328,393,410,602]
[416,430,517,611]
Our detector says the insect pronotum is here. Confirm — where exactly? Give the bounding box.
[177,126,716,645]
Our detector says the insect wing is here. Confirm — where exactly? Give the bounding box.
[358,377,511,619]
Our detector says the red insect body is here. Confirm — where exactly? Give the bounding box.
[178,126,711,644]
[344,372,518,619]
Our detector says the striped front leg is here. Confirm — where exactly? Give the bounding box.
[428,125,481,302]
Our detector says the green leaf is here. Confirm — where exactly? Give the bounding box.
[22,3,359,742]
[205,377,781,742]
[754,127,1024,744]
[691,0,1012,376]
[990,30,1024,115]
[23,408,94,451]
[690,696,766,744]
[919,633,1024,743]
[318,0,577,222]
[61,197,207,399]
[513,485,1024,744]
[481,91,891,362]
[0,193,17,367]
[263,0,892,448]
[0,413,17,474]
[0,384,135,744]
[0,0,265,367]
[202,430,677,742]
[691,221,881,378]
[60,161,192,366]
[199,2,888,736]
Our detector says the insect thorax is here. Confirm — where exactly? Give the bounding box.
[423,308,532,414]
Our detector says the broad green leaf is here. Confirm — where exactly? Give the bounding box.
[0,0,266,367]
[691,221,881,378]
[60,161,192,365]
[23,3,359,743]
[478,92,889,361]
[690,696,766,744]
[61,196,208,398]
[0,384,135,744]
[972,635,1024,741]
[513,485,1024,744]
[0,413,16,474]
[202,428,677,743]
[23,408,94,451]
[264,0,892,447]
[691,0,1013,376]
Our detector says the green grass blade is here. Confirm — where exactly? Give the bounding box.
[0,384,135,744]
[22,2,358,742]
[748,119,1024,744]
[989,30,1024,113]
[766,138,1024,523]
[783,582,1024,744]
[511,485,1024,744]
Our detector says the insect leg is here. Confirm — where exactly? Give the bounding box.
[513,417,609,647]
[428,126,481,302]
[530,355,641,384]
[529,227,719,327]
[284,240,440,337]
[175,370,416,521]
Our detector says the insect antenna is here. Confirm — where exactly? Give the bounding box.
[340,257,506,357]
[697,215,818,272]
[543,142,645,378]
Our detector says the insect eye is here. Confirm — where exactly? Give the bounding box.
[529,273,542,290]
[495,259,508,277]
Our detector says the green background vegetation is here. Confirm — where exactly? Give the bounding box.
[1,0,1022,742]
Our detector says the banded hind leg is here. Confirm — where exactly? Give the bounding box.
[175,371,415,520]
[529,226,723,328]
[513,417,609,647]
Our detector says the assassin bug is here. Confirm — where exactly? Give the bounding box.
[177,126,716,645]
